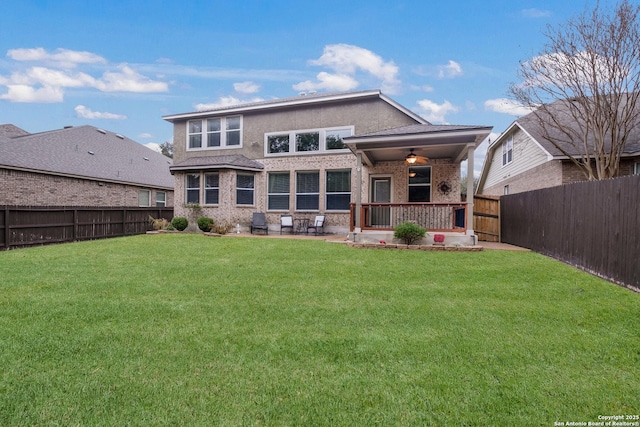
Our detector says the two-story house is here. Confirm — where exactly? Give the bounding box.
[164,90,491,244]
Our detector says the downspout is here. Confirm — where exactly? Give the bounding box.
[466,144,476,244]
[354,151,363,239]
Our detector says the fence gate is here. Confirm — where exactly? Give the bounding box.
[473,195,500,242]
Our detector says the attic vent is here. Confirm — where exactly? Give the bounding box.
[88,151,95,155]
[64,125,73,129]
[143,157,149,161]
[96,128,107,134]
[115,134,124,139]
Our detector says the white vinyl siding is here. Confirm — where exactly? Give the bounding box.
[484,128,550,189]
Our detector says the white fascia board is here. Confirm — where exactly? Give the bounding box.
[346,128,490,146]
[378,93,428,124]
[163,90,383,122]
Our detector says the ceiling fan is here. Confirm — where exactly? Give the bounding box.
[405,148,429,165]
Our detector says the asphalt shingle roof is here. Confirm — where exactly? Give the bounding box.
[0,125,174,188]
[516,100,640,157]
[170,155,264,172]
[350,123,492,138]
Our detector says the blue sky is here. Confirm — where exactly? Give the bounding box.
[0,0,607,174]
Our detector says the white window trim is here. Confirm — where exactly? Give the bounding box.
[407,167,431,203]
[155,191,166,207]
[138,190,151,207]
[236,173,255,206]
[502,135,513,167]
[265,125,354,157]
[185,173,200,204]
[187,116,243,151]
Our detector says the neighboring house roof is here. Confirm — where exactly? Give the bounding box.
[0,125,174,189]
[477,102,640,193]
[515,101,640,158]
[170,155,264,173]
[162,89,428,125]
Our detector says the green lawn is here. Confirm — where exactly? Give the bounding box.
[0,234,638,426]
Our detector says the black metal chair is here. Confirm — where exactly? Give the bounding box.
[250,212,268,234]
[280,214,293,234]
[306,215,325,235]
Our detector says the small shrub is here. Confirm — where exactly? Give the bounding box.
[394,221,426,245]
[148,216,170,231]
[211,220,234,235]
[197,217,214,232]
[171,217,188,231]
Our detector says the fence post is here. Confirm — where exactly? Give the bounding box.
[3,207,9,250]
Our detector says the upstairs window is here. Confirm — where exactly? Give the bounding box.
[188,116,242,150]
[266,126,353,156]
[502,135,513,166]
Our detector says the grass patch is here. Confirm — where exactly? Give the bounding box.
[0,234,638,425]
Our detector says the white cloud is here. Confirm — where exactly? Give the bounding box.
[144,142,162,153]
[293,72,359,92]
[294,44,400,93]
[522,8,551,18]
[234,81,260,94]
[94,65,168,93]
[7,47,106,68]
[0,84,63,102]
[416,99,459,124]
[74,105,127,119]
[409,84,434,93]
[484,98,533,116]
[139,132,153,139]
[438,60,463,79]
[195,96,264,111]
[0,48,169,103]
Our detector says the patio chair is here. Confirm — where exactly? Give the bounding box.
[250,212,268,235]
[306,215,325,235]
[280,214,293,234]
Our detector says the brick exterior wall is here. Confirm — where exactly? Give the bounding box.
[483,157,640,196]
[173,156,461,233]
[0,168,174,207]
[482,160,564,196]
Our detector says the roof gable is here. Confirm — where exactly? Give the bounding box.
[162,90,427,125]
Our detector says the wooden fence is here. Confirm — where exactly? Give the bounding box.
[0,206,173,250]
[473,195,500,242]
[501,174,640,291]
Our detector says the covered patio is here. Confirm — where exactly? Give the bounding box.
[343,123,492,245]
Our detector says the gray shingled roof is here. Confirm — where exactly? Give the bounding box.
[0,125,174,188]
[516,101,640,157]
[170,155,264,173]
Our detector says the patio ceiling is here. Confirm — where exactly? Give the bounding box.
[344,124,492,167]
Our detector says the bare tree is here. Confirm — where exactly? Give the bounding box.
[510,0,640,180]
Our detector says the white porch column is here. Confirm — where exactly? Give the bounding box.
[354,151,362,234]
[466,144,475,238]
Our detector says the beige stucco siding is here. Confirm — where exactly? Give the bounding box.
[172,98,418,163]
